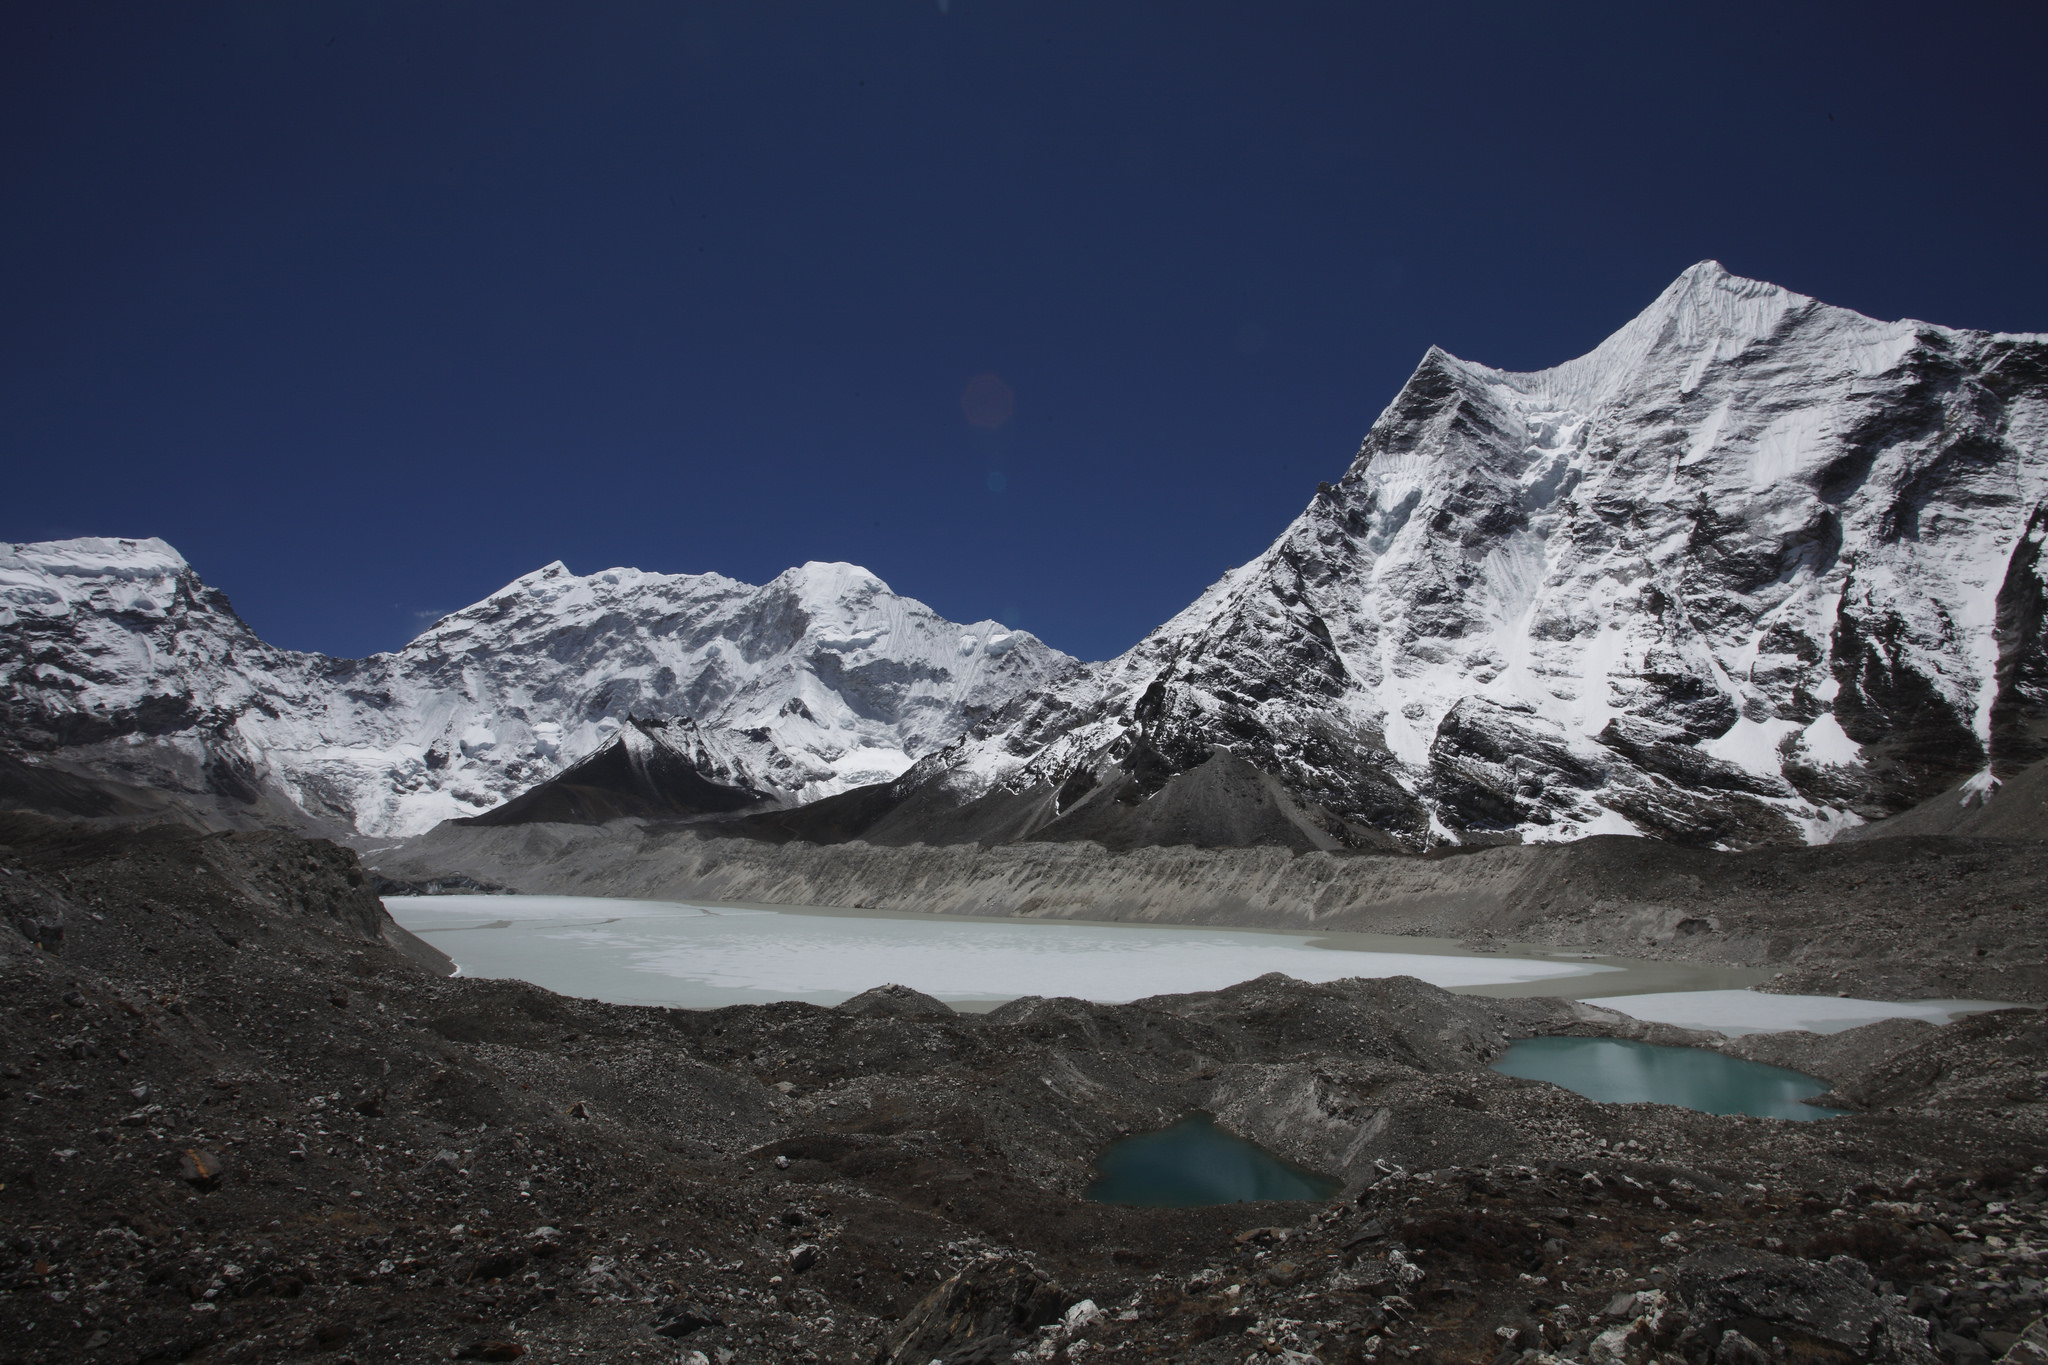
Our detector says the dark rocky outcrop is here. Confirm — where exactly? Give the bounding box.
[1991,503,2048,776]
[457,717,773,826]
[840,982,956,1019]
[880,1256,1070,1365]
[1675,1244,1937,1365]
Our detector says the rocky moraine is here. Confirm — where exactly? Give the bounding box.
[2,812,2043,1365]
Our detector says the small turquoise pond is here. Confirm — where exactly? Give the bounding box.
[1086,1113,1342,1207]
[1492,1036,1848,1120]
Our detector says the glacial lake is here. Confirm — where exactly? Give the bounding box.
[1086,1113,1340,1207]
[383,894,2015,1027]
[1491,1036,1849,1120]
[384,893,1645,1010]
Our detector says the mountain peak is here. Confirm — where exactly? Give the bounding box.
[783,560,889,590]
[458,711,773,828]
[771,562,899,612]
[1514,263,1815,411]
[838,266,2048,855]
[1399,265,1811,419]
[4,536,190,580]
[1645,258,1801,331]
[2,537,210,634]
[13,267,2040,853]
[1674,258,1733,287]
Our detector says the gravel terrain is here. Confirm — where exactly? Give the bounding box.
[2,811,2043,1365]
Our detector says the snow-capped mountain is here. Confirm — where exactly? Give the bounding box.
[9,264,2042,853]
[829,263,2047,850]
[0,541,1073,837]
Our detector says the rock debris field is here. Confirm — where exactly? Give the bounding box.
[1,810,2044,1365]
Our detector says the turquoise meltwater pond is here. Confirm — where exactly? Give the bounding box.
[1491,1036,1848,1120]
[1085,1113,1341,1207]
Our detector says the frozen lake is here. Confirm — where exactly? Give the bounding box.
[384,894,1620,1010]
[1574,989,2010,1036]
[383,895,2018,1029]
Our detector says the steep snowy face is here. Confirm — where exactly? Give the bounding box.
[372,557,1071,819]
[0,537,296,750]
[936,263,2048,847]
[0,542,1071,837]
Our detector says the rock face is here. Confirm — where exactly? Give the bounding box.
[834,263,2048,850]
[1839,754,2048,842]
[0,541,1071,837]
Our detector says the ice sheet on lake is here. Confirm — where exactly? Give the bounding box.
[386,895,1609,1009]
[1576,989,2015,1036]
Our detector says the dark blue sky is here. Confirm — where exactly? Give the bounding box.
[6,3,2045,663]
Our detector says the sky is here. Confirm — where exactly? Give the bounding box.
[5,2,2047,665]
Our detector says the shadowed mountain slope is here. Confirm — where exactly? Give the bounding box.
[1841,756,2048,842]
[457,717,772,827]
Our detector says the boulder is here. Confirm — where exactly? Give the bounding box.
[880,1255,1069,1365]
[650,1300,722,1339]
[175,1148,224,1189]
[1997,1317,2048,1365]
[1674,1244,1935,1365]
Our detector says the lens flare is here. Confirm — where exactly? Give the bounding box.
[960,373,1014,429]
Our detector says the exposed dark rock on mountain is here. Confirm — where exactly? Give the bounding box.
[456,717,773,827]
[1840,755,2048,842]
[0,752,177,823]
[1992,504,2048,776]
[724,743,1402,853]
